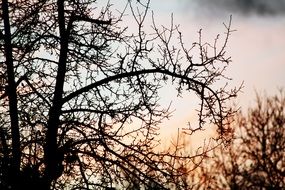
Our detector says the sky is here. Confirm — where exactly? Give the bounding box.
[146,0,285,147]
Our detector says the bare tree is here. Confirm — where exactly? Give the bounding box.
[197,91,285,190]
[0,0,239,189]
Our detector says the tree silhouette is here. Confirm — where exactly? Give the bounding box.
[0,0,239,189]
[124,130,217,190]
[197,91,285,189]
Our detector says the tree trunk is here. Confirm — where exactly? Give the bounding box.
[44,0,70,186]
[1,0,21,188]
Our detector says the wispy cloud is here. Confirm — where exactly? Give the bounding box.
[192,0,285,16]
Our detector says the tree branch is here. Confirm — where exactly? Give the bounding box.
[74,15,112,25]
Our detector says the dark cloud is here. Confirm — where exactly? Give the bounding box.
[193,0,285,16]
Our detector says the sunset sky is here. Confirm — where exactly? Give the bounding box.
[108,0,285,146]
[153,0,285,104]
[146,0,285,144]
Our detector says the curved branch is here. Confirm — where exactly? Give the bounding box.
[62,68,219,105]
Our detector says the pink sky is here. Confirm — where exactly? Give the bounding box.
[109,0,285,148]
[147,0,285,147]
